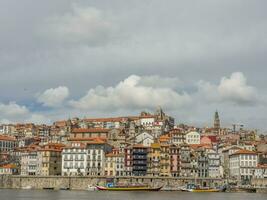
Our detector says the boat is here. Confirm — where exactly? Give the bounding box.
[21,186,33,190]
[87,185,97,191]
[182,184,225,192]
[188,188,221,192]
[96,185,162,191]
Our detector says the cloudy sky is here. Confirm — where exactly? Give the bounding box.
[0,0,267,132]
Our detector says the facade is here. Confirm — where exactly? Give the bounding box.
[0,135,16,152]
[36,143,64,176]
[185,131,200,145]
[170,129,185,145]
[229,149,258,183]
[61,143,87,176]
[147,143,161,176]
[180,144,192,177]
[207,149,221,178]
[132,145,148,176]
[197,149,209,178]
[104,152,124,176]
[124,147,132,176]
[0,164,18,175]
[160,144,171,176]
[254,164,267,179]
[135,132,155,147]
[87,142,112,176]
[170,144,180,177]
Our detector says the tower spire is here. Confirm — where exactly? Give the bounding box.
[214,110,220,133]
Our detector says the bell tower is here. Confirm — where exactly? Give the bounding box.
[214,110,220,133]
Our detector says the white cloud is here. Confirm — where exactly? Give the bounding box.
[198,72,258,105]
[0,102,29,117]
[40,5,114,46]
[37,86,69,107]
[137,75,182,89]
[69,75,192,111]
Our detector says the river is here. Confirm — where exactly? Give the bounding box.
[0,189,266,200]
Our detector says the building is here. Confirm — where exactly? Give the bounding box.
[86,140,112,176]
[69,128,110,143]
[0,164,18,175]
[179,144,192,177]
[0,135,16,152]
[254,164,267,179]
[170,144,180,177]
[104,151,124,176]
[196,149,209,178]
[207,148,221,178]
[61,143,87,176]
[132,145,148,176]
[135,131,155,146]
[229,149,258,183]
[124,147,133,176]
[185,131,200,144]
[214,111,220,133]
[147,143,161,176]
[36,143,64,176]
[169,129,185,145]
[160,144,171,177]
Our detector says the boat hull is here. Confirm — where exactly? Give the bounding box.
[188,189,220,192]
[96,186,162,191]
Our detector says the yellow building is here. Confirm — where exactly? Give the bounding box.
[147,143,161,176]
[105,151,125,176]
[37,143,64,176]
[160,144,171,177]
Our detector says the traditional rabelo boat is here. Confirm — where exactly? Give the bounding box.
[96,185,162,191]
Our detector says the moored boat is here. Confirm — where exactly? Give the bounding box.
[188,188,220,192]
[96,185,162,191]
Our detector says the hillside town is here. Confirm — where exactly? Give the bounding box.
[0,107,267,186]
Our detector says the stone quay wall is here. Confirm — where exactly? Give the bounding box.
[0,175,225,190]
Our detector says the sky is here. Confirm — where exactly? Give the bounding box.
[0,0,267,133]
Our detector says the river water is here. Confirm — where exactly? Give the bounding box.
[0,189,266,200]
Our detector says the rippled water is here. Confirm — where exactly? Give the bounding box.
[0,189,266,200]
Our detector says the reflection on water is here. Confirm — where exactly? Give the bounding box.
[0,189,266,200]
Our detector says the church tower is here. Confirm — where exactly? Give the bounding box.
[214,110,220,132]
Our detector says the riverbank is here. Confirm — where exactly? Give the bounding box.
[0,175,224,190]
[0,175,266,193]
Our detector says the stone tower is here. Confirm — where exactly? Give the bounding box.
[214,110,220,132]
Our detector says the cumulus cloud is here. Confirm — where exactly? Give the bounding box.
[37,86,69,107]
[137,75,182,89]
[0,102,50,124]
[69,75,192,111]
[0,102,29,117]
[198,72,258,105]
[40,4,114,46]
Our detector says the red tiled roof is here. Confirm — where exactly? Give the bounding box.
[0,164,17,169]
[72,128,110,133]
[232,149,257,155]
[0,135,16,141]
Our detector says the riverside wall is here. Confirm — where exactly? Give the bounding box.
[0,175,225,190]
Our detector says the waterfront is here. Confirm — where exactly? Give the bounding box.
[0,189,266,200]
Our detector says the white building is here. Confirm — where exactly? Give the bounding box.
[61,143,87,176]
[185,131,200,144]
[254,164,267,179]
[140,116,155,127]
[135,132,155,147]
[229,149,258,182]
[87,142,112,176]
[207,149,221,178]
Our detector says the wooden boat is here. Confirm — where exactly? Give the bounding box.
[188,188,220,192]
[96,185,162,191]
